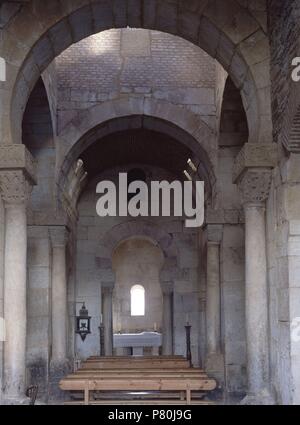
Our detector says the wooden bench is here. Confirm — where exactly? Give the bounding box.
[73,371,208,378]
[60,377,216,405]
[81,359,190,369]
[88,355,184,359]
[59,356,217,405]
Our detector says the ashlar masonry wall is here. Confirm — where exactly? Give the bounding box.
[74,164,201,365]
[55,28,218,134]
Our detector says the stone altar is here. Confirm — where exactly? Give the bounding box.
[113,331,162,356]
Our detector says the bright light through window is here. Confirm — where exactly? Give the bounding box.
[131,285,145,316]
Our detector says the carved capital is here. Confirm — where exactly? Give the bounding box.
[238,169,272,205]
[102,285,114,295]
[0,170,33,205]
[161,282,174,295]
[49,226,69,247]
[0,145,37,184]
[205,224,223,243]
[160,263,179,283]
[233,143,277,184]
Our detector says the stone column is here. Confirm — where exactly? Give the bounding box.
[0,147,36,402]
[102,286,113,356]
[238,169,273,403]
[49,226,69,364]
[205,225,224,380]
[162,286,173,355]
[232,144,277,404]
[0,196,4,404]
[206,242,221,355]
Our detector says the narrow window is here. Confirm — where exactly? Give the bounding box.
[130,284,145,316]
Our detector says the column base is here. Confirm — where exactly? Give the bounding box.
[2,396,30,405]
[240,388,276,405]
[205,353,225,386]
[48,359,71,403]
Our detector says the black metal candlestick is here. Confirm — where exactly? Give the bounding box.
[99,323,105,356]
[185,323,192,368]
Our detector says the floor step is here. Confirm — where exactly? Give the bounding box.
[64,399,214,405]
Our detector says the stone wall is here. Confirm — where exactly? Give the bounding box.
[112,238,164,334]
[26,226,52,402]
[55,28,217,133]
[215,63,228,136]
[266,154,300,404]
[269,0,300,146]
[42,62,58,135]
[23,77,56,401]
[216,144,246,393]
[0,197,4,402]
[74,164,201,365]
[221,224,246,394]
[22,77,56,217]
[219,77,248,148]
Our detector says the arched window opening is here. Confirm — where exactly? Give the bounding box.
[130,284,145,316]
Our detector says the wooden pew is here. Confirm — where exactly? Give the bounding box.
[60,356,217,404]
[60,377,216,405]
[88,355,184,360]
[81,359,190,369]
[66,370,207,379]
[85,356,188,362]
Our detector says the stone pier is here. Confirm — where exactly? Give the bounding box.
[162,285,173,355]
[233,144,277,404]
[102,285,113,356]
[205,225,224,382]
[0,146,36,403]
[50,226,69,364]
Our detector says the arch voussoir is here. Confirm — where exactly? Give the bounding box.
[1,0,269,148]
[100,220,174,259]
[57,98,217,191]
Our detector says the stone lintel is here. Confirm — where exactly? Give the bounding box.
[0,145,37,185]
[233,143,278,184]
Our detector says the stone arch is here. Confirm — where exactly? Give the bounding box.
[96,220,180,290]
[58,98,216,174]
[97,221,179,355]
[56,98,218,212]
[95,220,181,318]
[1,0,271,146]
[100,220,174,259]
